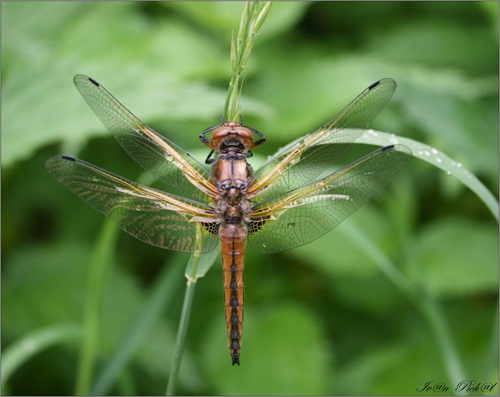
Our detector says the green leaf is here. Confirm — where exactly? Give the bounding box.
[185,247,220,281]
[357,130,499,221]
[414,218,498,297]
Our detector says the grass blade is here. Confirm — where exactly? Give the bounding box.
[358,130,499,221]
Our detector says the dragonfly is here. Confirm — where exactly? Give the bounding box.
[46,74,411,366]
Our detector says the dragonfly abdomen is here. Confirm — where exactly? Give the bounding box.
[220,221,246,366]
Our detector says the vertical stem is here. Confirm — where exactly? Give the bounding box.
[165,253,200,396]
[165,220,220,395]
[223,1,272,122]
[166,2,271,393]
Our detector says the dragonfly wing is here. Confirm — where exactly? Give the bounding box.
[73,74,215,202]
[45,155,219,253]
[249,79,397,202]
[248,145,411,254]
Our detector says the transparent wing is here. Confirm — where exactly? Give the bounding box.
[73,74,216,202]
[45,155,219,253]
[248,145,411,254]
[249,79,397,202]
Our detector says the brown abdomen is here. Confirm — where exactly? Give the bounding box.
[219,222,246,366]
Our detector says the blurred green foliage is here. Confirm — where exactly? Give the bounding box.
[2,2,498,396]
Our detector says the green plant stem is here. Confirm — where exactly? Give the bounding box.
[164,243,219,395]
[165,253,201,396]
[164,4,272,392]
[74,220,119,396]
[224,1,271,122]
[356,129,497,388]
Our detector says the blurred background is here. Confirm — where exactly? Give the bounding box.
[2,2,498,395]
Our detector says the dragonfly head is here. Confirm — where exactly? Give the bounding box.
[201,121,257,153]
